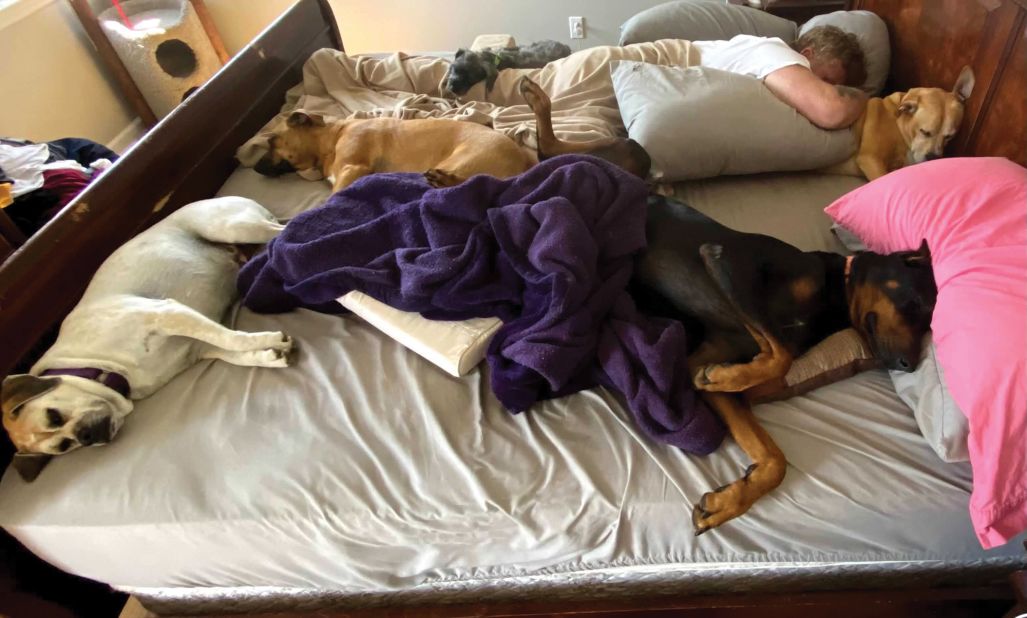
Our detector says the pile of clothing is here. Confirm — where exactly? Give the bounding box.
[0,138,119,236]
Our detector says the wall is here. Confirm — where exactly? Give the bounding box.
[354,0,672,51]
[0,0,669,147]
[0,0,136,145]
[207,0,670,54]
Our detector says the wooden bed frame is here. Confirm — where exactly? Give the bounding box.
[1,0,1025,615]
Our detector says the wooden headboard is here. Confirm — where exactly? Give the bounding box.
[852,0,1027,164]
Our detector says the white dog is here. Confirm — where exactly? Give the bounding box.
[1,197,293,480]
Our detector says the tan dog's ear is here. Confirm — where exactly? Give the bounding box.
[1,375,61,418]
[286,111,326,128]
[12,452,53,482]
[896,94,919,117]
[952,66,975,102]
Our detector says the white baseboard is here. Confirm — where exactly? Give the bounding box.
[107,118,146,154]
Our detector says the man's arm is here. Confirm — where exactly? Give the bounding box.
[764,65,866,130]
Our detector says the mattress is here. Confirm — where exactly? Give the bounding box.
[0,169,1023,613]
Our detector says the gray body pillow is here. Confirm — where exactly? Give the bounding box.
[611,61,856,181]
[620,0,797,46]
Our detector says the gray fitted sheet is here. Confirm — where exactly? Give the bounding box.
[0,170,1022,611]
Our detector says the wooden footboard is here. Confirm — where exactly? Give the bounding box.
[0,0,342,377]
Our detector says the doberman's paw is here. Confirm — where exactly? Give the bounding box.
[423,168,463,188]
[693,363,748,392]
[518,77,550,113]
[692,464,760,536]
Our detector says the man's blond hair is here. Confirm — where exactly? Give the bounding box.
[792,25,867,88]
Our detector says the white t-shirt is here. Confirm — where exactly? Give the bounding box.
[693,34,810,80]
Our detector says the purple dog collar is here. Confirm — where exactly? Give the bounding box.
[40,368,131,399]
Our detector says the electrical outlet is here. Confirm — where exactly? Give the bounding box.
[569,16,585,39]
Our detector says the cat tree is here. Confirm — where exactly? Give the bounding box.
[69,0,229,127]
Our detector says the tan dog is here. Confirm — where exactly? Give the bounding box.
[834,66,975,180]
[255,111,535,191]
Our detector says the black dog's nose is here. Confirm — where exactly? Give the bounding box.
[892,357,914,372]
[75,417,112,446]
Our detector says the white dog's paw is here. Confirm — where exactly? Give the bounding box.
[251,346,294,368]
[249,331,293,351]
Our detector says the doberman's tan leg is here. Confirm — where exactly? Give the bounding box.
[519,76,651,178]
[519,77,601,158]
[692,243,793,392]
[693,392,787,535]
[693,324,793,392]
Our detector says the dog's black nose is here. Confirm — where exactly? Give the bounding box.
[892,357,914,372]
[924,152,941,161]
[254,157,295,177]
[75,417,112,446]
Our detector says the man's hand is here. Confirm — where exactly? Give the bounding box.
[764,65,867,130]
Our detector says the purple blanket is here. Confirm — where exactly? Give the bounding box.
[239,155,724,454]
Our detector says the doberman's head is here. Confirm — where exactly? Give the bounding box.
[847,240,937,371]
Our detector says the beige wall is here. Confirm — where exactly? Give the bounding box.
[206,0,670,55]
[0,0,667,146]
[0,0,136,145]
[327,0,668,53]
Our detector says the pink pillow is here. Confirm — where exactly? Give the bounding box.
[825,157,1026,549]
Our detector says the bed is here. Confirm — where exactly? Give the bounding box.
[0,0,1025,616]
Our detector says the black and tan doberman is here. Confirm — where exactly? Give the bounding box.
[632,197,937,534]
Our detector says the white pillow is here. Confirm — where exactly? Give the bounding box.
[800,10,890,94]
[890,334,970,463]
[338,291,501,377]
[611,61,855,181]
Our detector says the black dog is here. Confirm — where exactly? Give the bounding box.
[445,40,572,95]
[632,196,937,534]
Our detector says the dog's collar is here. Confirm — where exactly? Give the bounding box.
[844,255,855,284]
[40,368,130,399]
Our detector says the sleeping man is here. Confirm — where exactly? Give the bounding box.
[694,25,868,129]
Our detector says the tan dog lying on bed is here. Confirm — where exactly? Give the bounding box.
[1,197,294,482]
[831,66,975,180]
[254,111,536,191]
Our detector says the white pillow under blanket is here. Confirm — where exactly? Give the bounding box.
[339,291,501,378]
[801,10,891,95]
[611,61,856,181]
[890,334,970,463]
